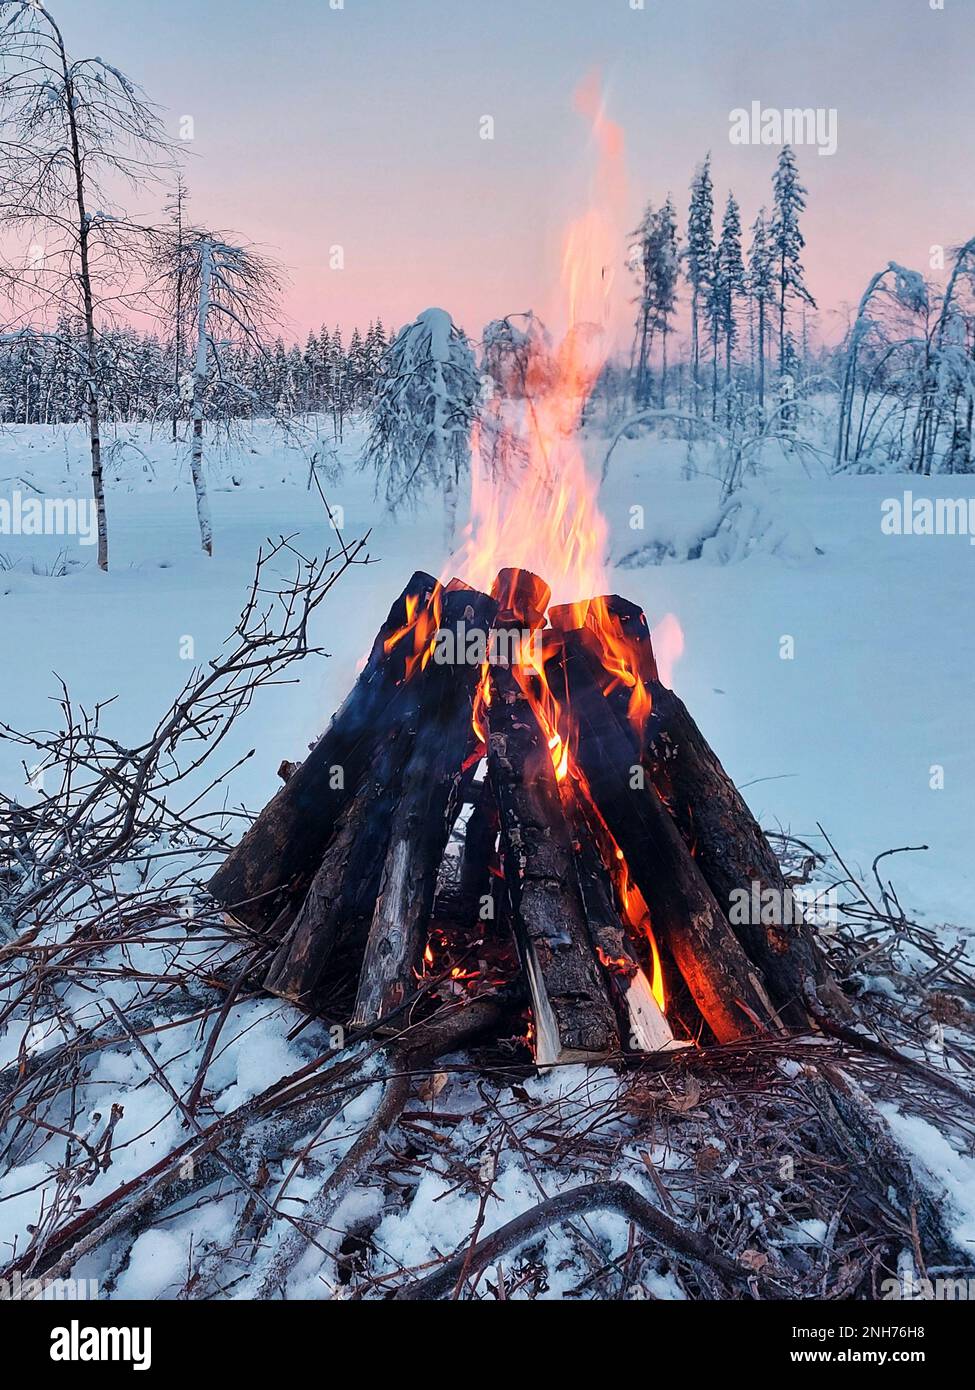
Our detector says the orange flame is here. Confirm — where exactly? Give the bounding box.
[451,74,625,606]
[613,846,666,1011]
[383,583,444,682]
[436,79,674,1022]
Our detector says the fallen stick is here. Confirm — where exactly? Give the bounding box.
[251,996,511,1300]
[394,1179,774,1300]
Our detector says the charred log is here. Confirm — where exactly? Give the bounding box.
[486,660,617,1065]
[551,632,784,1044]
[263,725,415,1003]
[207,571,439,931]
[554,595,839,1024]
[351,587,498,1027]
[562,784,677,1053]
[640,679,846,1021]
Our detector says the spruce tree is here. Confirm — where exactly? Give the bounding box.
[631,197,680,406]
[715,193,746,388]
[685,154,715,411]
[747,209,774,412]
[770,146,816,372]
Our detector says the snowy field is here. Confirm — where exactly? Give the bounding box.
[2,417,972,929]
[3,419,975,1298]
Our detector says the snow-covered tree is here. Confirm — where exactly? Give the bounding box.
[715,193,746,390]
[164,174,190,440]
[156,230,280,553]
[770,146,816,373]
[630,197,680,406]
[684,155,715,410]
[363,307,478,537]
[748,209,775,412]
[914,238,975,475]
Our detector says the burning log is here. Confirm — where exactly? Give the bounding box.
[551,631,784,1044]
[208,571,440,930]
[206,563,849,1065]
[486,657,618,1066]
[553,595,839,1025]
[640,680,846,1022]
[351,586,498,1027]
[562,786,678,1053]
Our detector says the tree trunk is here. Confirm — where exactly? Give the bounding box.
[61,49,108,571]
[190,239,214,556]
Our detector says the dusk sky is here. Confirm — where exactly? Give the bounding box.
[60,0,973,344]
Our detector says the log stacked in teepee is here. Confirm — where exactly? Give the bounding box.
[208,569,840,1065]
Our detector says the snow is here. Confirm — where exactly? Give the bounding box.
[1,417,972,926]
[2,413,974,1296]
[877,1104,975,1253]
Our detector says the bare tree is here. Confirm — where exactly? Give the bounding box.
[155,229,281,554]
[0,1,172,569]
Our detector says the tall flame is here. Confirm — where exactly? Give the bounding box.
[436,80,678,1026]
[451,74,625,604]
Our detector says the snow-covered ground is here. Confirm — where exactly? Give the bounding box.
[2,416,975,1299]
[2,417,972,928]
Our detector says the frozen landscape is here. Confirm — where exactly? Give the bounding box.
[2,414,974,1299]
[1,0,974,1316]
[2,416,972,925]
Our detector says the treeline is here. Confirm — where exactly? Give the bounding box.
[0,319,390,432]
[629,145,815,417]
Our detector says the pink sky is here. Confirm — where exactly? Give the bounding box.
[59,0,975,346]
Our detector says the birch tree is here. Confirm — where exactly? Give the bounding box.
[156,229,281,554]
[0,1,172,569]
[164,173,189,442]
